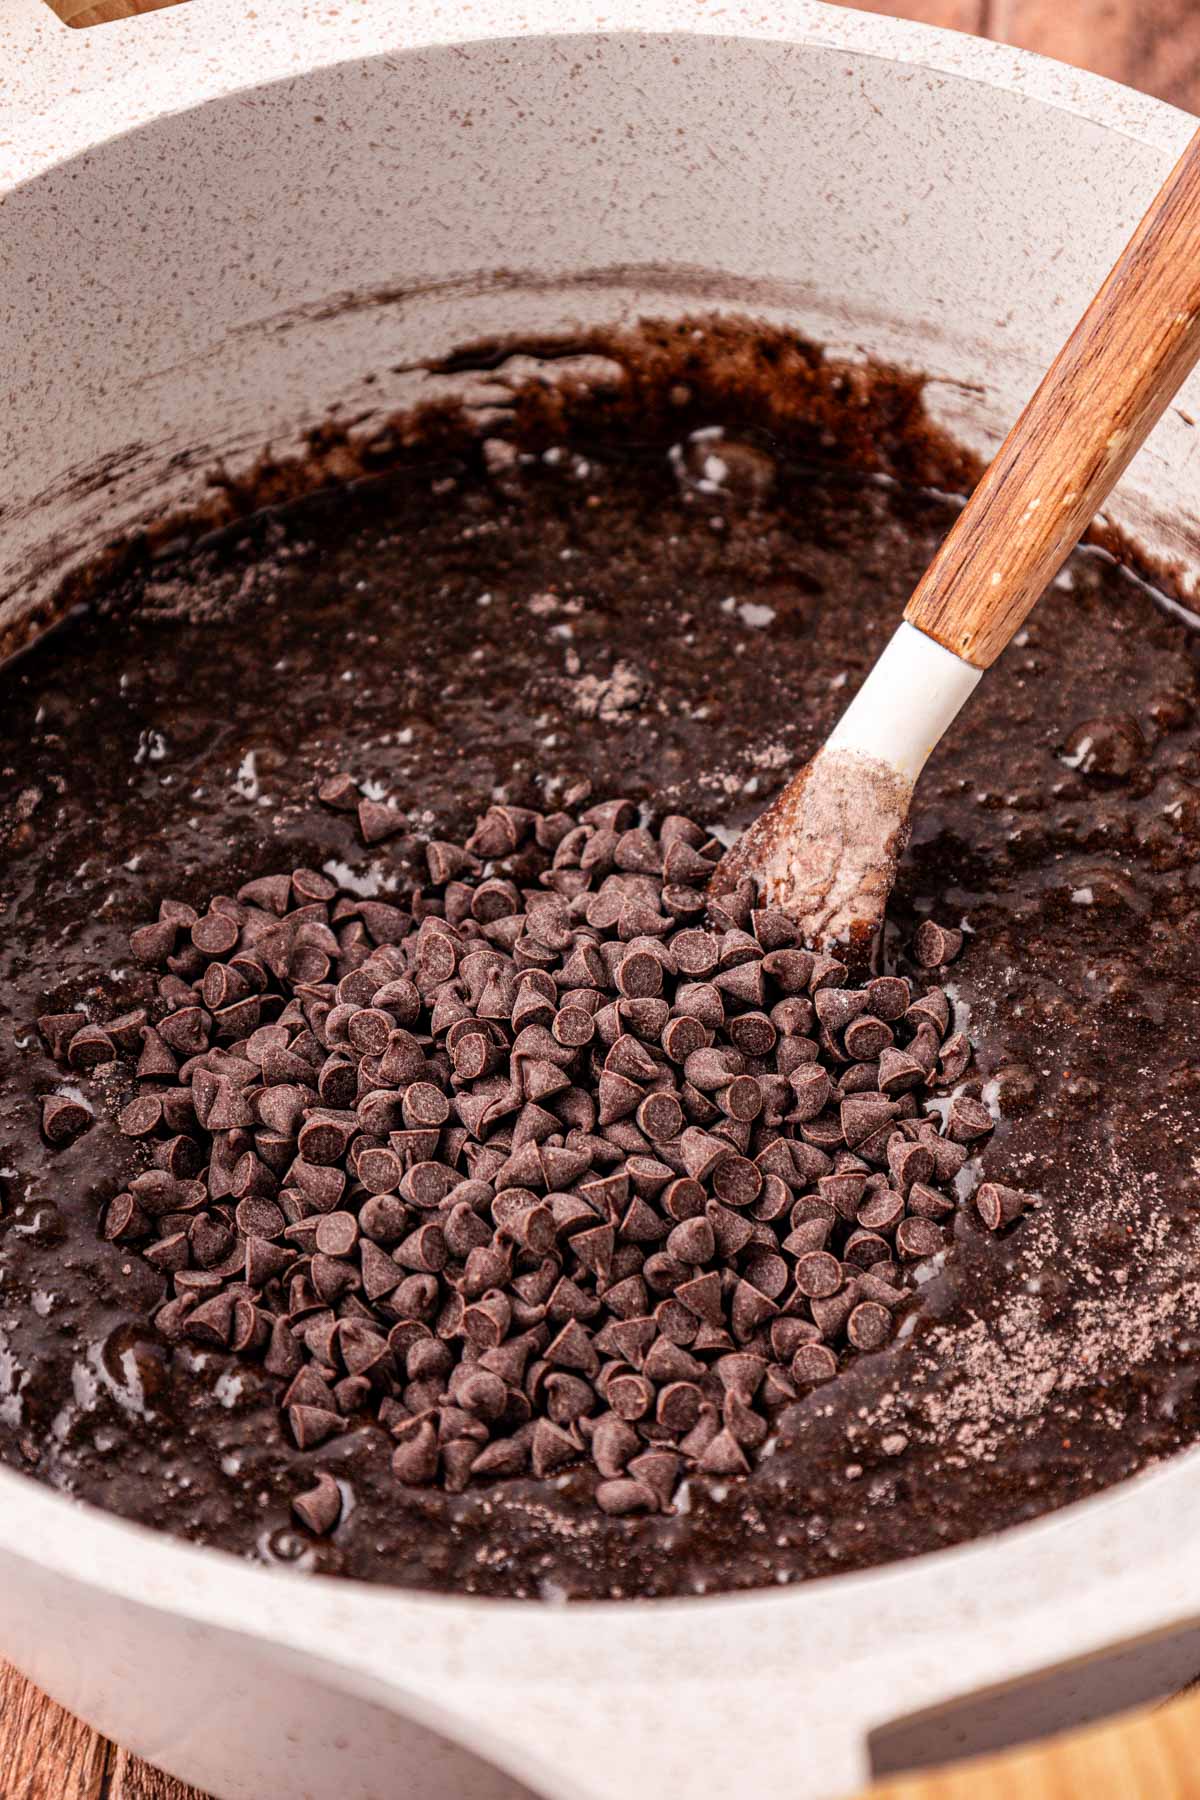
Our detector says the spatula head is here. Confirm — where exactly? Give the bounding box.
[713,747,912,954]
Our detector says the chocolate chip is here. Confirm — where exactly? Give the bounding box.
[661,1014,707,1064]
[930,1135,969,1184]
[713,961,765,1009]
[946,1096,994,1143]
[793,1250,842,1298]
[751,1172,793,1223]
[788,1063,832,1121]
[904,1181,952,1221]
[674,1269,723,1327]
[298,1113,357,1165]
[856,1187,904,1232]
[313,1211,360,1257]
[865,976,910,1021]
[730,1279,777,1340]
[675,983,726,1032]
[291,1471,342,1536]
[597,1071,645,1127]
[975,1182,1030,1230]
[317,772,360,812]
[595,1477,656,1515]
[672,929,719,976]
[394,1222,448,1274]
[839,1062,881,1098]
[136,1027,179,1080]
[64,1024,116,1073]
[913,920,964,967]
[814,988,867,1035]
[402,1082,450,1129]
[791,1343,838,1386]
[761,948,813,994]
[37,1012,88,1058]
[856,1271,906,1308]
[843,1015,893,1061]
[817,1171,866,1220]
[192,911,240,957]
[698,1428,750,1477]
[235,1195,285,1238]
[895,1217,946,1259]
[710,1155,762,1207]
[391,1418,439,1483]
[906,987,950,1036]
[463,1292,514,1349]
[877,1047,926,1096]
[844,1301,890,1351]
[130,920,178,965]
[345,1007,392,1057]
[246,1236,293,1287]
[36,792,1016,1516]
[739,1252,785,1302]
[548,1003,593,1051]
[840,1093,897,1147]
[530,1420,578,1478]
[359,799,407,846]
[679,1046,733,1093]
[801,1111,846,1152]
[938,1032,972,1084]
[842,1229,892,1268]
[157,1007,212,1058]
[719,1075,763,1122]
[187,1293,235,1348]
[728,1011,777,1058]
[616,949,663,999]
[608,1372,653,1421]
[103,1193,150,1242]
[450,1032,496,1082]
[887,1138,934,1195]
[310,1250,359,1301]
[264,1318,304,1378]
[666,1216,716,1264]
[768,1318,815,1362]
[628,1090,679,1144]
[41,1093,92,1144]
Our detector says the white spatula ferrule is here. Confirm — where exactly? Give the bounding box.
[824,621,982,787]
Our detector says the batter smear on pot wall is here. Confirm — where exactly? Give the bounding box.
[1,320,1198,1599]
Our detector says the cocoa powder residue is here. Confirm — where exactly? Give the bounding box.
[717,746,912,949]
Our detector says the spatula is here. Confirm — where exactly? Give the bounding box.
[716,124,1200,951]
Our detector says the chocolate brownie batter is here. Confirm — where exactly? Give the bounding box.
[1,321,1199,1598]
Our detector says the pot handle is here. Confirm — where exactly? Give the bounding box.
[42,0,182,25]
[385,1667,874,1800]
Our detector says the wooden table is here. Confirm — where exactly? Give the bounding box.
[8,1,1200,1796]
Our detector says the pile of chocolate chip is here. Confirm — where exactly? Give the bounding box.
[39,797,1028,1524]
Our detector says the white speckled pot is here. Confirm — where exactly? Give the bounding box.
[3,3,1200,1796]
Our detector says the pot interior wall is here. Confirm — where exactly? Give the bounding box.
[4,30,1200,656]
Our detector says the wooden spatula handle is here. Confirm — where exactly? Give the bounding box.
[905,124,1200,669]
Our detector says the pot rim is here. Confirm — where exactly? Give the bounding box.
[2,4,1199,1792]
[2,0,1193,190]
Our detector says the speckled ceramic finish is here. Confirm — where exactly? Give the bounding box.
[2,4,1200,1797]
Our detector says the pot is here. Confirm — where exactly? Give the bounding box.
[2,3,1200,1796]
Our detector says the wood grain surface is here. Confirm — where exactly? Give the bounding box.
[988,0,1200,112]
[870,1690,1200,1799]
[849,0,987,29]
[8,1,1200,1797]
